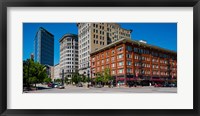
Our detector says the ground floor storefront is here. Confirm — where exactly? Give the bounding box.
[113,76,177,87]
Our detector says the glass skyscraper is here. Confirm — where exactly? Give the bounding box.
[34,27,54,66]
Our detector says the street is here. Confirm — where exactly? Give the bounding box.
[24,85,177,93]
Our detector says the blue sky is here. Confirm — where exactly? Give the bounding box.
[23,23,177,65]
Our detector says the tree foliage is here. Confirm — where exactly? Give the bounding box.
[94,68,113,84]
[64,77,68,84]
[44,77,52,83]
[95,73,103,83]
[71,72,81,84]
[54,78,62,83]
[23,59,48,88]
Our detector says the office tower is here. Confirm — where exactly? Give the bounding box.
[77,23,132,77]
[34,27,54,66]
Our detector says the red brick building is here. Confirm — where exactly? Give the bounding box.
[90,38,177,86]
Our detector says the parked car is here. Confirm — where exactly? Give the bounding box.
[47,83,53,88]
[58,85,65,89]
[154,83,163,87]
[95,84,103,88]
[169,83,177,87]
[76,83,83,87]
[163,83,171,87]
[54,84,58,88]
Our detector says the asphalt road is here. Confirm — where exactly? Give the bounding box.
[24,85,177,93]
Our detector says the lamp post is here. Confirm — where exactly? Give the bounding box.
[61,69,64,85]
[27,60,30,90]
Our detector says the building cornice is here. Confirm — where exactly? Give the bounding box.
[90,38,177,55]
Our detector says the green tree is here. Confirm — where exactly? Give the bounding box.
[72,72,81,84]
[28,76,38,87]
[81,74,87,83]
[95,73,103,85]
[44,77,52,83]
[102,68,113,85]
[85,77,91,83]
[23,59,48,89]
[54,79,62,83]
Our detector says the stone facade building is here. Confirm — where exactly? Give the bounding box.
[77,23,132,77]
[59,34,78,80]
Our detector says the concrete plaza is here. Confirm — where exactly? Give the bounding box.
[24,85,177,93]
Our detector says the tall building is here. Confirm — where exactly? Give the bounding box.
[77,23,132,77]
[90,38,177,85]
[34,27,54,66]
[59,34,78,80]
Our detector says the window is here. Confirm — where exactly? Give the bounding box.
[118,61,124,66]
[117,46,123,52]
[118,69,123,74]
[142,56,145,60]
[141,70,145,74]
[117,54,123,59]
[127,68,132,73]
[112,63,115,67]
[140,49,144,54]
[101,53,104,58]
[134,55,138,59]
[106,58,109,62]
[126,54,132,58]
[127,61,132,66]
[112,70,115,74]
[111,57,115,61]
[126,46,132,51]
[112,50,115,54]
[102,66,104,70]
[134,48,139,52]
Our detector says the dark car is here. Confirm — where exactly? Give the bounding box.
[169,83,177,87]
[163,83,171,87]
[47,83,53,88]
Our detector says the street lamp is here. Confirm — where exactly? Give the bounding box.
[61,69,64,85]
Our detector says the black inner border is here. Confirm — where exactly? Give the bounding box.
[0,0,199,116]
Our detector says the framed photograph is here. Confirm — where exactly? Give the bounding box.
[0,0,199,116]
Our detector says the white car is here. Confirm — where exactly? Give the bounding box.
[58,85,65,89]
[54,84,58,88]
